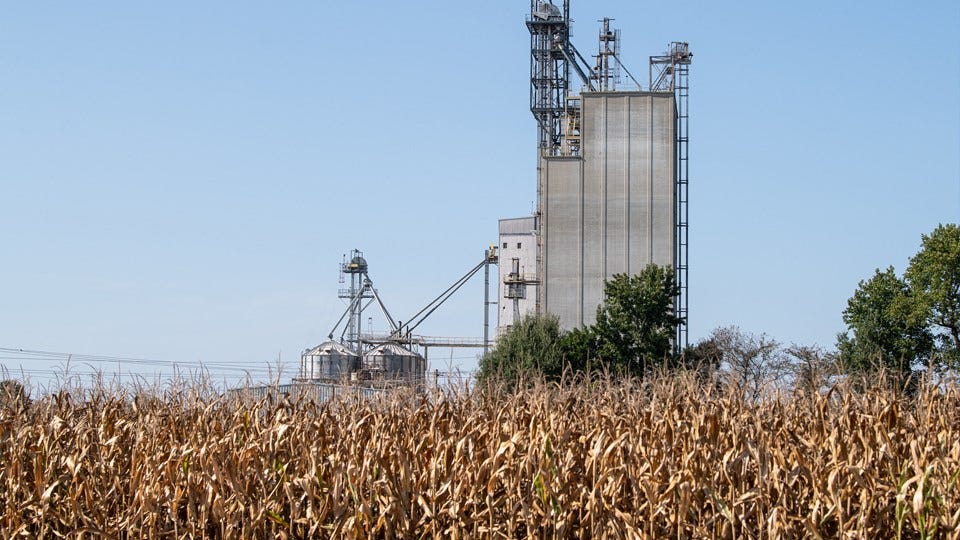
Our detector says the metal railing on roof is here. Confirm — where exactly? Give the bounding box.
[357,333,488,348]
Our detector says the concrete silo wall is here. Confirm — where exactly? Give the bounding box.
[541,91,676,329]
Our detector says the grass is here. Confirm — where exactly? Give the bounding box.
[0,373,957,538]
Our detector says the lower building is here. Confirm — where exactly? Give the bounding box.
[496,216,538,334]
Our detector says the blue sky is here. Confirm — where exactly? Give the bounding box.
[1,1,958,387]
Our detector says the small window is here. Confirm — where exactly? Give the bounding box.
[502,242,507,249]
[517,242,522,248]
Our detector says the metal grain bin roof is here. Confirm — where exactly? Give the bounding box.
[304,341,359,357]
[365,343,420,358]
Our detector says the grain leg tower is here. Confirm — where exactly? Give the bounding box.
[498,1,692,349]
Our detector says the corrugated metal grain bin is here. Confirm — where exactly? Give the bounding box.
[363,343,426,380]
[300,341,360,381]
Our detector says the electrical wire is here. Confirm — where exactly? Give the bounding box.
[0,347,294,379]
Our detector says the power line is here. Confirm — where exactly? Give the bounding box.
[0,346,480,390]
[0,347,294,378]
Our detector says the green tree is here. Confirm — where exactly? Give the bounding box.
[477,314,568,385]
[837,267,933,381]
[905,223,960,367]
[557,326,597,370]
[479,264,684,386]
[592,265,684,376]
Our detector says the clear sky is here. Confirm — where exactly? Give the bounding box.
[2,1,958,388]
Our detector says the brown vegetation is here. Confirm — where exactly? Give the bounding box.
[1,375,958,538]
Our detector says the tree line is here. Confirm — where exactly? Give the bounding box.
[479,223,959,394]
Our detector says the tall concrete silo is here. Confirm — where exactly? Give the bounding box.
[499,2,692,348]
[539,90,677,329]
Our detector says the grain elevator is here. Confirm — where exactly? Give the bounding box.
[499,1,692,348]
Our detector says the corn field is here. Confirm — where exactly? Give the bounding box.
[1,375,958,538]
